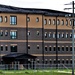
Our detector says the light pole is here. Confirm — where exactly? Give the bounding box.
[64,1,75,75]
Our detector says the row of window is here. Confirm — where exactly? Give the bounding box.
[28,31,73,39]
[0,30,74,39]
[44,19,75,25]
[44,32,74,38]
[0,16,17,25]
[0,45,17,52]
[0,30,17,39]
[45,46,72,51]
[0,16,74,26]
[28,45,73,52]
[36,59,72,64]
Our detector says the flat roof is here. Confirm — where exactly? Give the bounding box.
[0,4,72,17]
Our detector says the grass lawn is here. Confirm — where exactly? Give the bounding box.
[0,70,73,75]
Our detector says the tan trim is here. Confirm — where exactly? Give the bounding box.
[10,30,17,31]
[32,54,72,56]
[10,44,17,46]
[0,26,26,28]
[44,41,74,43]
[28,40,42,42]
[0,40,26,42]
[0,40,73,43]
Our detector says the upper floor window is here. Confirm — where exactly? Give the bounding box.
[57,33,60,38]
[61,33,64,38]
[10,16,17,25]
[45,46,47,51]
[27,17,30,22]
[57,19,60,25]
[49,19,51,25]
[70,20,72,26]
[61,20,64,25]
[28,45,30,49]
[53,19,55,25]
[27,31,30,36]
[10,31,17,39]
[11,45,17,52]
[44,19,47,25]
[5,46,8,51]
[49,46,51,51]
[36,17,39,22]
[0,30,3,36]
[66,33,68,38]
[70,33,72,38]
[1,45,3,51]
[37,45,39,49]
[45,32,47,38]
[37,31,39,35]
[49,32,51,38]
[0,16,3,23]
[5,16,7,22]
[66,20,68,25]
[5,30,8,36]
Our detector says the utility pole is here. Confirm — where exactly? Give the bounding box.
[64,1,75,75]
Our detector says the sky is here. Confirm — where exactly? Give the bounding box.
[0,0,74,12]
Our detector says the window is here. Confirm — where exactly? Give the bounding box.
[28,31,30,36]
[74,20,75,26]
[45,46,47,51]
[5,16,7,22]
[57,19,60,25]
[70,33,72,38]
[62,60,64,64]
[1,45,3,51]
[70,20,72,25]
[28,45,30,49]
[70,47,72,51]
[10,31,17,39]
[66,60,68,64]
[57,33,60,38]
[11,45,17,52]
[62,47,64,51]
[36,17,39,22]
[53,33,55,38]
[61,33,64,38]
[45,32,47,38]
[0,30,3,36]
[66,33,68,38]
[0,16,3,22]
[37,31,39,35]
[49,19,51,25]
[70,60,72,64]
[49,60,52,64]
[10,16,17,25]
[5,46,8,51]
[61,20,64,25]
[5,30,8,36]
[27,17,30,22]
[37,45,39,49]
[58,47,60,51]
[49,46,51,51]
[53,47,56,51]
[44,19,47,25]
[74,33,75,38]
[45,59,48,64]
[66,46,68,51]
[66,20,68,25]
[49,32,51,38]
[53,19,55,25]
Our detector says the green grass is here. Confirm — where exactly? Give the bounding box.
[0,69,73,75]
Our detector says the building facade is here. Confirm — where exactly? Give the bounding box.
[0,5,74,67]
